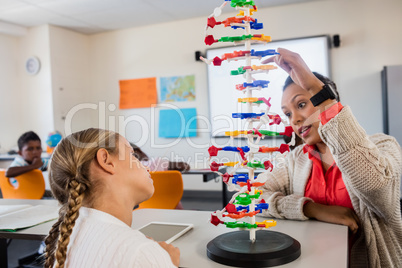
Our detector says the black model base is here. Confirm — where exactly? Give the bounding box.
[207,230,301,267]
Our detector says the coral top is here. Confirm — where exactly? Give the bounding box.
[303,102,353,210]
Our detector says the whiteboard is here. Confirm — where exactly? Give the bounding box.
[206,35,331,137]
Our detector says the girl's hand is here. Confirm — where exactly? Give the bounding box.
[158,241,180,267]
[303,202,360,234]
[262,48,324,95]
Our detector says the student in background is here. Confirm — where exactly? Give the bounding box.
[5,131,49,179]
[4,131,50,267]
[258,48,402,267]
[131,143,190,172]
[45,128,179,268]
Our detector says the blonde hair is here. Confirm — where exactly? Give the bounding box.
[44,128,119,268]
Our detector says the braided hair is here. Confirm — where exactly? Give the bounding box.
[44,128,119,268]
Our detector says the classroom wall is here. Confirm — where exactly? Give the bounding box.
[87,17,213,168]
[48,25,92,135]
[18,25,55,147]
[0,34,22,153]
[0,25,91,152]
[84,0,402,163]
[0,25,55,152]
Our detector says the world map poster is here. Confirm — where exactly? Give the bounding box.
[159,75,195,102]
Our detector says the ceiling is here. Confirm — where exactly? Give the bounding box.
[0,0,322,36]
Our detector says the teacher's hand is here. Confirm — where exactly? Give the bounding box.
[262,48,324,95]
[303,202,360,234]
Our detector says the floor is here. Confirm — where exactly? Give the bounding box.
[6,190,224,268]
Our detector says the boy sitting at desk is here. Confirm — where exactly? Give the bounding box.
[5,131,49,181]
[4,131,50,266]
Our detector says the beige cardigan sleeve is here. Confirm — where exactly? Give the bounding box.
[319,105,402,219]
[258,149,312,221]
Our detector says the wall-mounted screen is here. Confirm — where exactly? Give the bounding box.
[206,35,331,137]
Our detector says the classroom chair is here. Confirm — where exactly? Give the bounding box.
[0,169,45,199]
[137,170,183,209]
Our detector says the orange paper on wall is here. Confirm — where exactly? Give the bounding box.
[119,77,157,109]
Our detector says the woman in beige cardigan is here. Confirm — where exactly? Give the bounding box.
[258,48,402,267]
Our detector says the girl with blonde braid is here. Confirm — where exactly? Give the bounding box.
[44,128,179,268]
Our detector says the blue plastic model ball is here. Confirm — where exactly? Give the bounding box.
[46,132,62,148]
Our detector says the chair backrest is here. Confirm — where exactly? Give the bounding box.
[0,169,45,199]
[138,170,183,209]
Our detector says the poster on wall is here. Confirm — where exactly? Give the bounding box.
[119,77,157,109]
[158,108,197,138]
[159,75,196,102]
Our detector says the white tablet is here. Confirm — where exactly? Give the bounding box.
[138,222,193,244]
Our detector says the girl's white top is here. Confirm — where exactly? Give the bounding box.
[64,207,176,267]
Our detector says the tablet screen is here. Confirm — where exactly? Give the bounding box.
[138,222,193,243]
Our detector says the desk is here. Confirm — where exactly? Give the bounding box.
[183,168,228,206]
[0,200,348,268]
[132,209,348,268]
[183,168,223,183]
[0,154,51,169]
[0,199,58,268]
